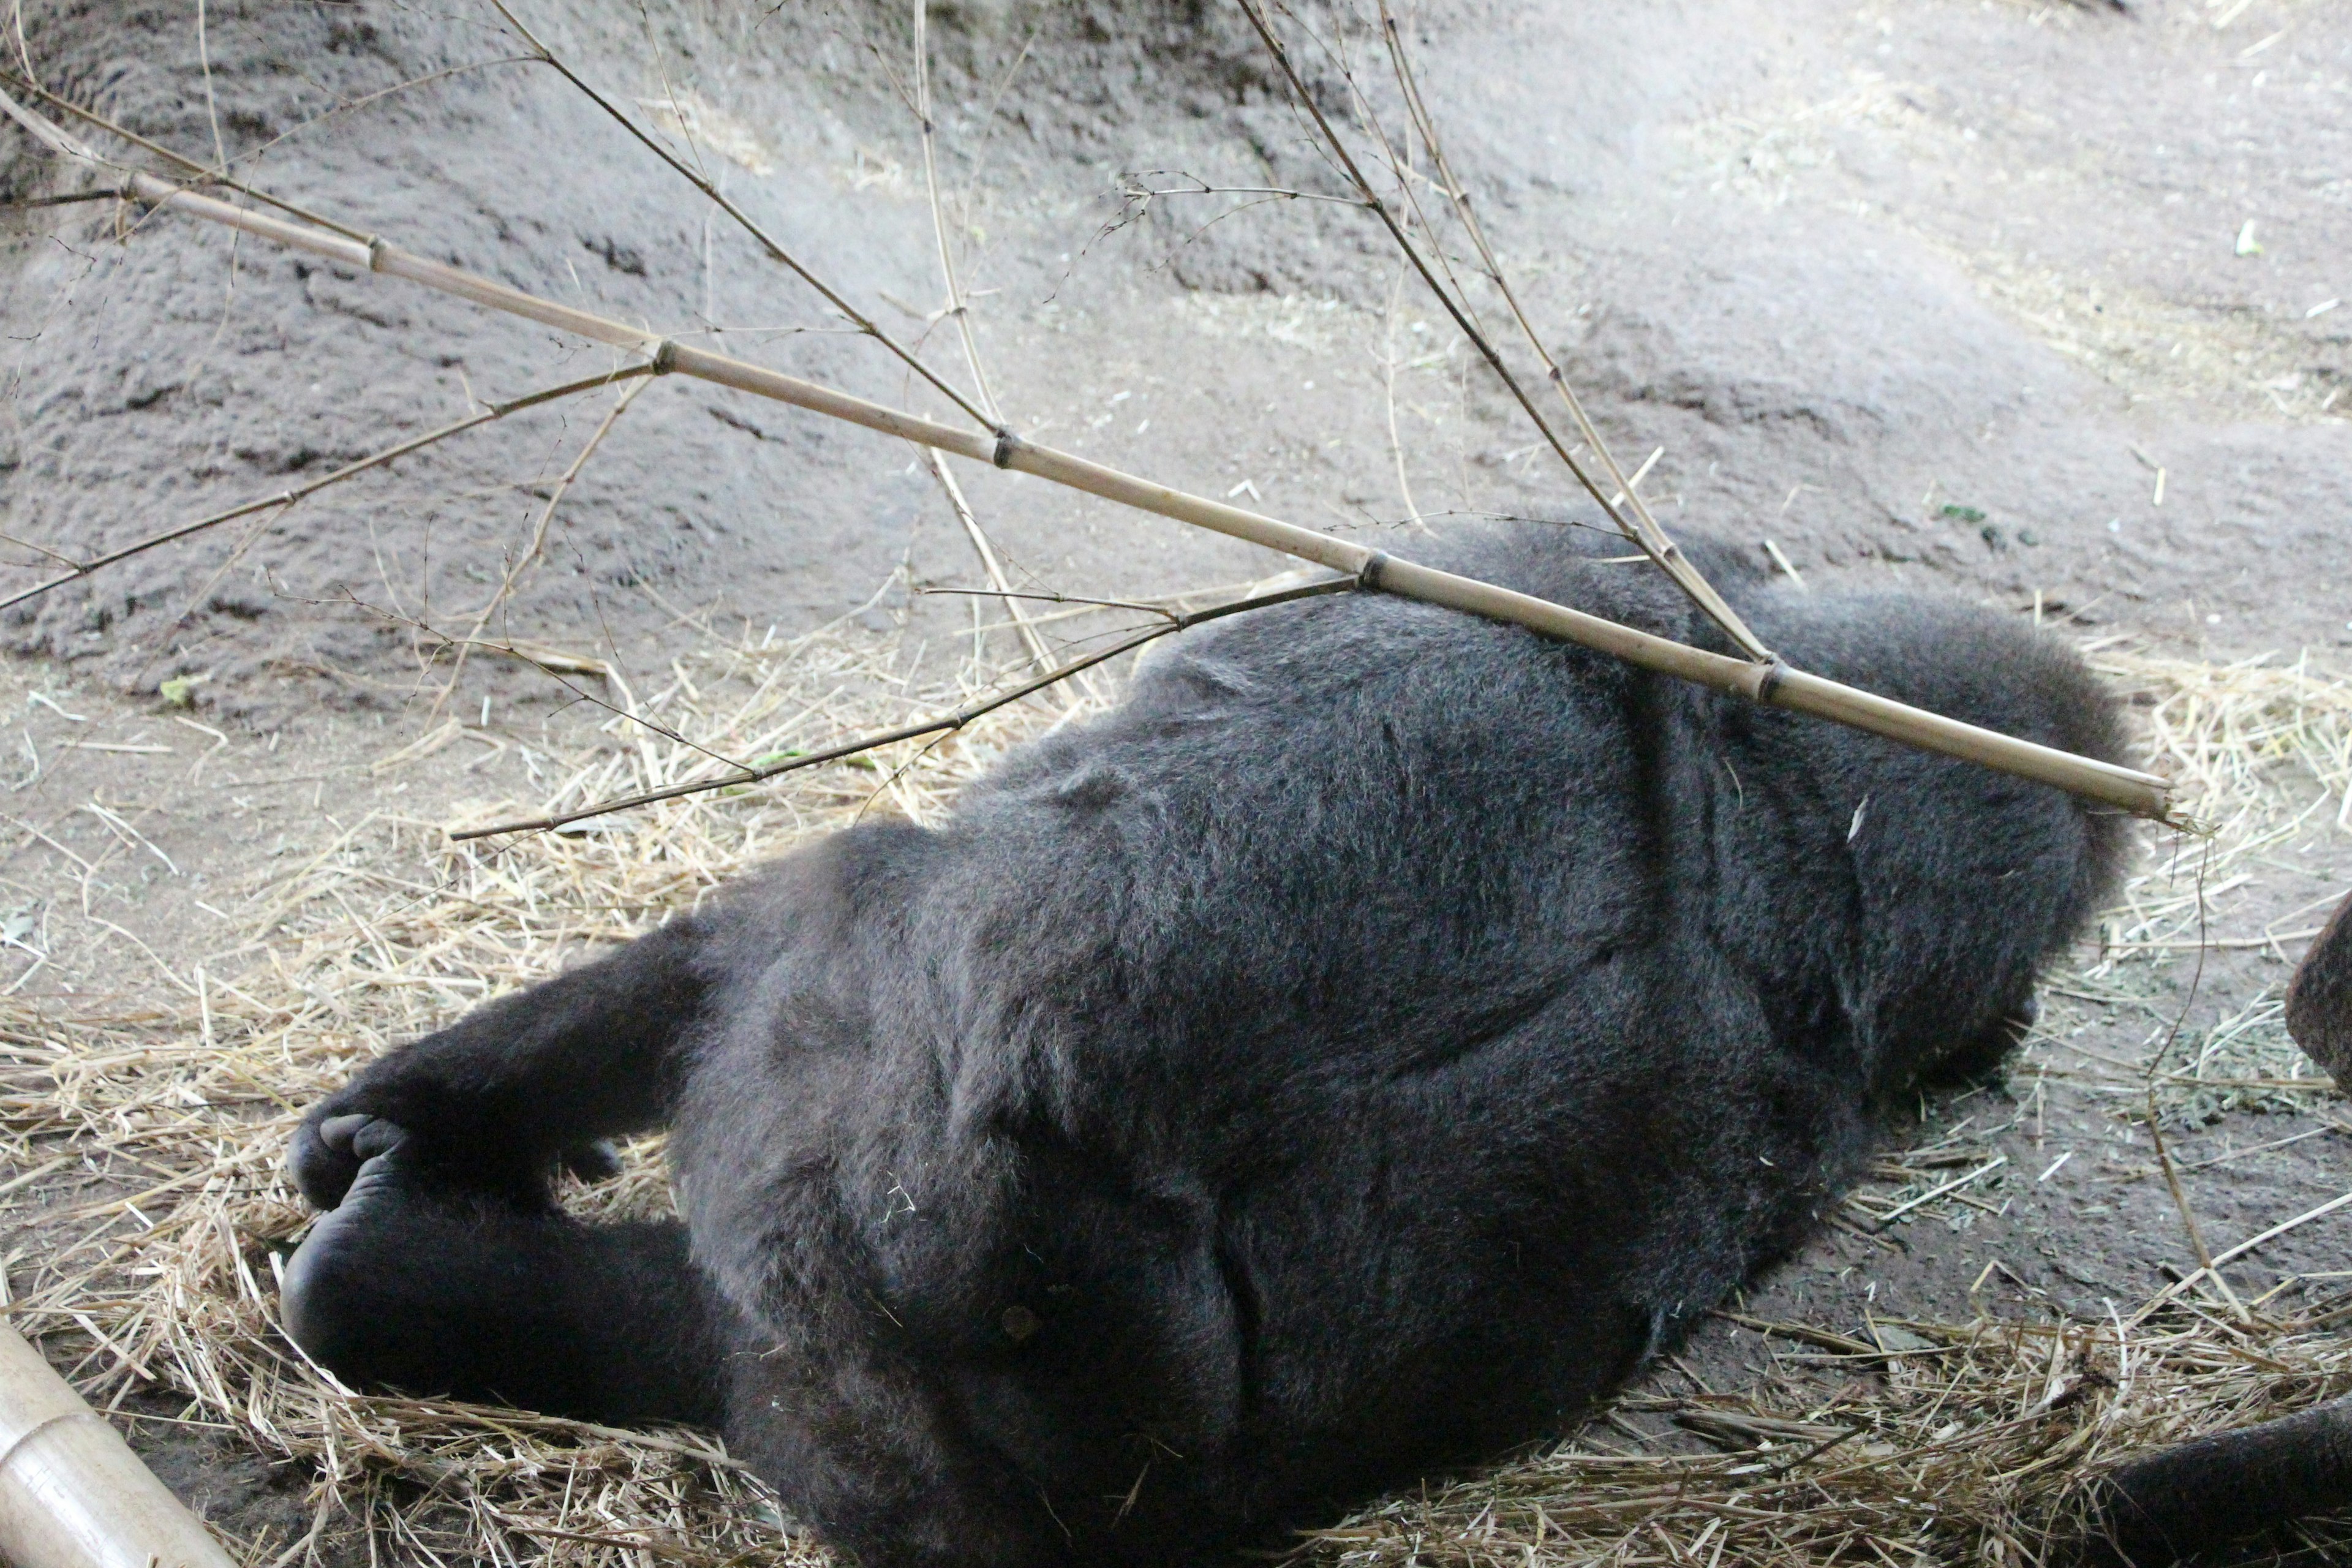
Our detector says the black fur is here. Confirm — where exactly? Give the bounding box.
[283,524,2129,1567]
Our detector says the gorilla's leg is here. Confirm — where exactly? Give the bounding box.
[282,1123,729,1427]
[293,915,712,1208]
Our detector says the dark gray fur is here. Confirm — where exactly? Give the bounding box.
[282,524,2129,1567]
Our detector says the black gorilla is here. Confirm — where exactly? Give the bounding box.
[282,525,2128,1567]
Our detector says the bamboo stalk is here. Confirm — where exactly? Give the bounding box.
[0,89,2176,823]
[0,1322,239,1568]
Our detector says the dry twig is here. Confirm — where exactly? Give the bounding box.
[432,375,655,720]
[1232,0,1770,661]
[451,575,1357,839]
[482,0,997,431]
[0,364,658,613]
[905,0,1071,701]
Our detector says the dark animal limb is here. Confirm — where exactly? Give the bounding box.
[290,913,711,1206]
[282,1127,728,1427]
[2075,1398,2352,1566]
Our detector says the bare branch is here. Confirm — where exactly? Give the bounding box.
[431,374,656,722]
[0,187,116,213]
[903,0,1082,706]
[228,57,540,172]
[1231,0,1770,662]
[1379,265,1428,531]
[0,363,659,614]
[1373,2,1762,659]
[923,448,1087,703]
[913,0,999,425]
[451,576,1362,840]
[481,0,998,432]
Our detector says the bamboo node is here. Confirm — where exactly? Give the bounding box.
[365,235,388,272]
[1754,660,1788,703]
[1357,550,1393,592]
[991,429,1022,469]
[651,339,679,375]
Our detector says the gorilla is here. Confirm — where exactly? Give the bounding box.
[281,524,2128,1568]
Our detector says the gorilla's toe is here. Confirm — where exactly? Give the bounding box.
[277,1139,713,1423]
[292,1108,418,1210]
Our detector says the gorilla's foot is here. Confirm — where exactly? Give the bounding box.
[281,1122,491,1386]
[281,1130,725,1425]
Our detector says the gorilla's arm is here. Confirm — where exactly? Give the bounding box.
[292,914,711,1207]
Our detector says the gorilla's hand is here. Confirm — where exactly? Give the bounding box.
[291,1108,406,1210]
[286,920,706,1210]
[291,1095,620,1212]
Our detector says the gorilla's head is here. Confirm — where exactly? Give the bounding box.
[1717,586,2133,1100]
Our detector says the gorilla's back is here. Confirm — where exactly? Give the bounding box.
[672,525,2127,1558]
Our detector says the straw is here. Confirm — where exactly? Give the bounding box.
[0,625,2334,1564]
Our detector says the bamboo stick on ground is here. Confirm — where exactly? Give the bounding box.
[0,1322,239,1568]
[0,88,2176,824]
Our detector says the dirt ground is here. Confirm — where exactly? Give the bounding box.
[0,0,2348,1559]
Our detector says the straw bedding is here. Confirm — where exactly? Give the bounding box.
[0,623,2345,1566]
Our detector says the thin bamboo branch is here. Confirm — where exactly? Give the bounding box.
[907,0,1074,702]
[1376,3,1740,649]
[1381,268,1428,532]
[0,363,657,614]
[0,187,115,213]
[432,374,654,720]
[913,0,999,425]
[228,56,540,173]
[1233,0,1770,662]
[0,87,2176,824]
[453,578,1360,837]
[480,0,997,432]
[0,67,371,241]
[925,448,1077,699]
[1118,170,1369,208]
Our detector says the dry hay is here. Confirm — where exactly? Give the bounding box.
[2084,643,2352,1127]
[1287,1311,2352,1567]
[0,628,2345,1566]
[0,595,1107,1566]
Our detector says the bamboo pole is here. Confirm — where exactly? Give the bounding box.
[0,91,2176,823]
[0,1322,240,1568]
